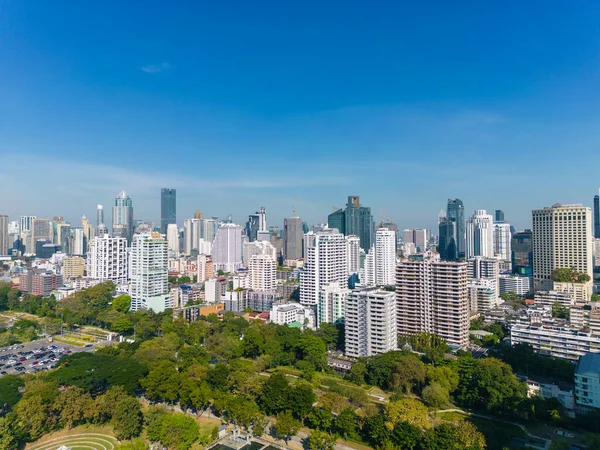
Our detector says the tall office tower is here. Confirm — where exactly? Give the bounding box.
[512,230,533,276]
[72,228,85,256]
[112,190,134,242]
[283,214,303,261]
[493,222,512,261]
[81,216,94,252]
[96,204,104,228]
[495,210,505,222]
[403,228,427,252]
[19,216,36,233]
[211,223,243,273]
[532,203,593,293]
[467,257,500,312]
[345,287,397,358]
[346,235,361,275]
[594,192,600,238]
[438,217,457,261]
[0,215,8,256]
[55,223,71,254]
[447,199,465,258]
[466,210,494,258]
[249,254,276,292]
[129,232,169,312]
[202,218,219,243]
[87,234,129,285]
[363,246,376,286]
[183,218,200,255]
[258,206,267,232]
[197,254,214,283]
[328,196,374,251]
[396,251,469,348]
[375,228,396,286]
[245,208,263,242]
[402,229,413,243]
[243,240,276,264]
[160,188,176,235]
[32,218,52,246]
[317,283,350,326]
[166,223,179,253]
[300,230,348,306]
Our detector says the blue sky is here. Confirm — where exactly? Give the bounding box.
[1,0,600,232]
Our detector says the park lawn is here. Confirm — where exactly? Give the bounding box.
[25,425,117,448]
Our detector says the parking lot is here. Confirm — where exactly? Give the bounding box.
[0,339,97,377]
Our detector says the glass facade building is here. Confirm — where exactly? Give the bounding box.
[160,188,176,235]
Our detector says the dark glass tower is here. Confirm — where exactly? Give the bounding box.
[495,210,505,222]
[511,229,533,276]
[447,198,465,258]
[438,217,457,261]
[160,188,176,234]
[594,194,600,238]
[327,196,374,250]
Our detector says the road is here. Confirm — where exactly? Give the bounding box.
[0,338,98,377]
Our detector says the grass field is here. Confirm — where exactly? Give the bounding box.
[26,427,119,450]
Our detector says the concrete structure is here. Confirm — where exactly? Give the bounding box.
[526,378,575,416]
[512,230,533,276]
[169,285,203,309]
[553,281,590,303]
[447,198,466,258]
[363,246,376,286]
[534,291,573,309]
[466,210,494,258]
[129,232,169,312]
[499,274,532,297]
[270,302,316,329]
[19,216,36,234]
[249,254,276,292]
[493,222,512,261]
[96,204,104,229]
[62,256,85,279]
[345,287,397,358]
[575,353,600,410]
[403,228,427,252]
[0,215,8,256]
[594,191,600,238]
[317,282,349,326]
[81,216,94,253]
[223,289,249,312]
[72,228,85,256]
[160,188,176,235]
[197,254,214,283]
[532,203,593,294]
[375,228,396,286]
[211,224,243,273]
[468,279,500,313]
[438,216,457,261]
[19,270,63,297]
[87,234,128,285]
[396,251,469,348]
[112,190,134,242]
[183,218,201,255]
[346,235,361,275]
[243,240,276,264]
[328,196,374,251]
[283,214,303,261]
[166,223,179,253]
[204,278,227,304]
[510,324,600,360]
[248,291,278,312]
[300,229,348,306]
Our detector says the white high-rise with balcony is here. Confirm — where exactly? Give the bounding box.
[243,240,276,264]
[87,234,128,285]
[167,223,179,253]
[493,222,512,261]
[346,235,361,275]
[300,229,348,306]
[129,232,169,312]
[249,254,276,292]
[376,228,396,285]
[317,282,349,326]
[211,223,243,273]
[466,210,494,258]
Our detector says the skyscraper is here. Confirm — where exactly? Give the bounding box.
[283,213,303,261]
[532,203,593,293]
[211,223,243,273]
[248,254,276,292]
[112,190,134,242]
[96,204,104,228]
[594,192,600,238]
[375,228,396,286]
[328,196,374,251]
[246,212,260,242]
[511,230,533,276]
[32,218,52,244]
[166,223,179,253]
[495,210,505,222]
[346,235,361,275]
[129,232,169,312]
[87,234,129,285]
[0,215,8,256]
[438,217,457,261]
[493,222,511,261]
[466,210,494,258]
[447,199,465,258]
[160,188,176,234]
[403,228,427,252]
[19,216,36,233]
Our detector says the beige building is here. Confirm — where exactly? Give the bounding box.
[396,250,469,348]
[553,281,590,303]
[62,256,85,279]
[197,254,214,283]
[532,203,593,294]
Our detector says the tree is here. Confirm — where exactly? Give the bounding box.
[298,333,327,370]
[274,411,301,444]
[112,316,134,333]
[551,302,569,319]
[141,360,181,403]
[112,294,131,313]
[334,407,359,440]
[422,382,449,408]
[259,372,290,414]
[385,399,431,430]
[391,421,422,450]
[289,382,316,420]
[53,386,94,429]
[308,430,337,450]
[307,407,333,431]
[551,268,590,283]
[147,412,200,450]
[425,366,459,393]
[13,395,57,441]
[0,414,23,450]
[500,291,519,302]
[0,376,24,410]
[549,439,570,450]
[387,355,426,394]
[421,422,485,450]
[347,361,367,385]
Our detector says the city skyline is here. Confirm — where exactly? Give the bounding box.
[2,2,600,230]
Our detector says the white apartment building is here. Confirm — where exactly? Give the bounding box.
[396,250,469,348]
[223,289,249,312]
[183,218,201,255]
[300,230,348,307]
[243,240,277,264]
[270,302,316,329]
[532,203,593,294]
[466,210,494,258]
[493,222,512,261]
[167,223,179,253]
[499,274,532,297]
[317,282,349,326]
[72,228,85,256]
[87,234,128,285]
[204,278,227,304]
[211,223,243,273]
[345,287,397,358]
[197,254,214,283]
[249,254,276,292]
[363,246,376,286]
[468,279,500,313]
[376,228,396,286]
[511,323,600,360]
[346,235,361,275]
[534,291,574,309]
[129,232,169,312]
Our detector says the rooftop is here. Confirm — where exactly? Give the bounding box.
[576,353,600,375]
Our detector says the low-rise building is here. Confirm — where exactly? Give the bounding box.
[499,274,532,297]
[526,377,575,416]
[223,289,249,312]
[511,323,600,360]
[575,353,600,411]
[174,303,225,322]
[248,291,279,312]
[534,291,573,309]
[270,302,316,330]
[19,270,63,297]
[62,256,85,279]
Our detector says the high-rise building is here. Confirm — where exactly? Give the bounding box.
[346,235,361,275]
[160,188,176,235]
[243,240,276,264]
[249,254,276,292]
[129,232,169,312]
[184,218,200,255]
[283,214,303,261]
[363,246,376,286]
[55,223,71,254]
[246,207,266,242]
[211,223,243,273]
[328,196,374,251]
[96,205,104,228]
[438,217,457,261]
[512,230,533,276]
[396,251,469,348]
[493,222,512,261]
[532,203,593,293]
[447,199,465,258]
[87,234,129,285]
[71,228,85,256]
[403,228,427,252]
[300,229,348,306]
[167,223,179,253]
[62,256,85,279]
[468,257,500,313]
[32,218,52,244]
[317,282,350,326]
[112,190,134,242]
[0,215,8,256]
[19,216,36,233]
[81,215,94,253]
[495,210,505,222]
[197,254,214,283]
[375,228,396,286]
[594,192,600,238]
[466,210,494,258]
[345,287,397,358]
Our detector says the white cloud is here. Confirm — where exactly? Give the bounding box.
[140,62,172,73]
